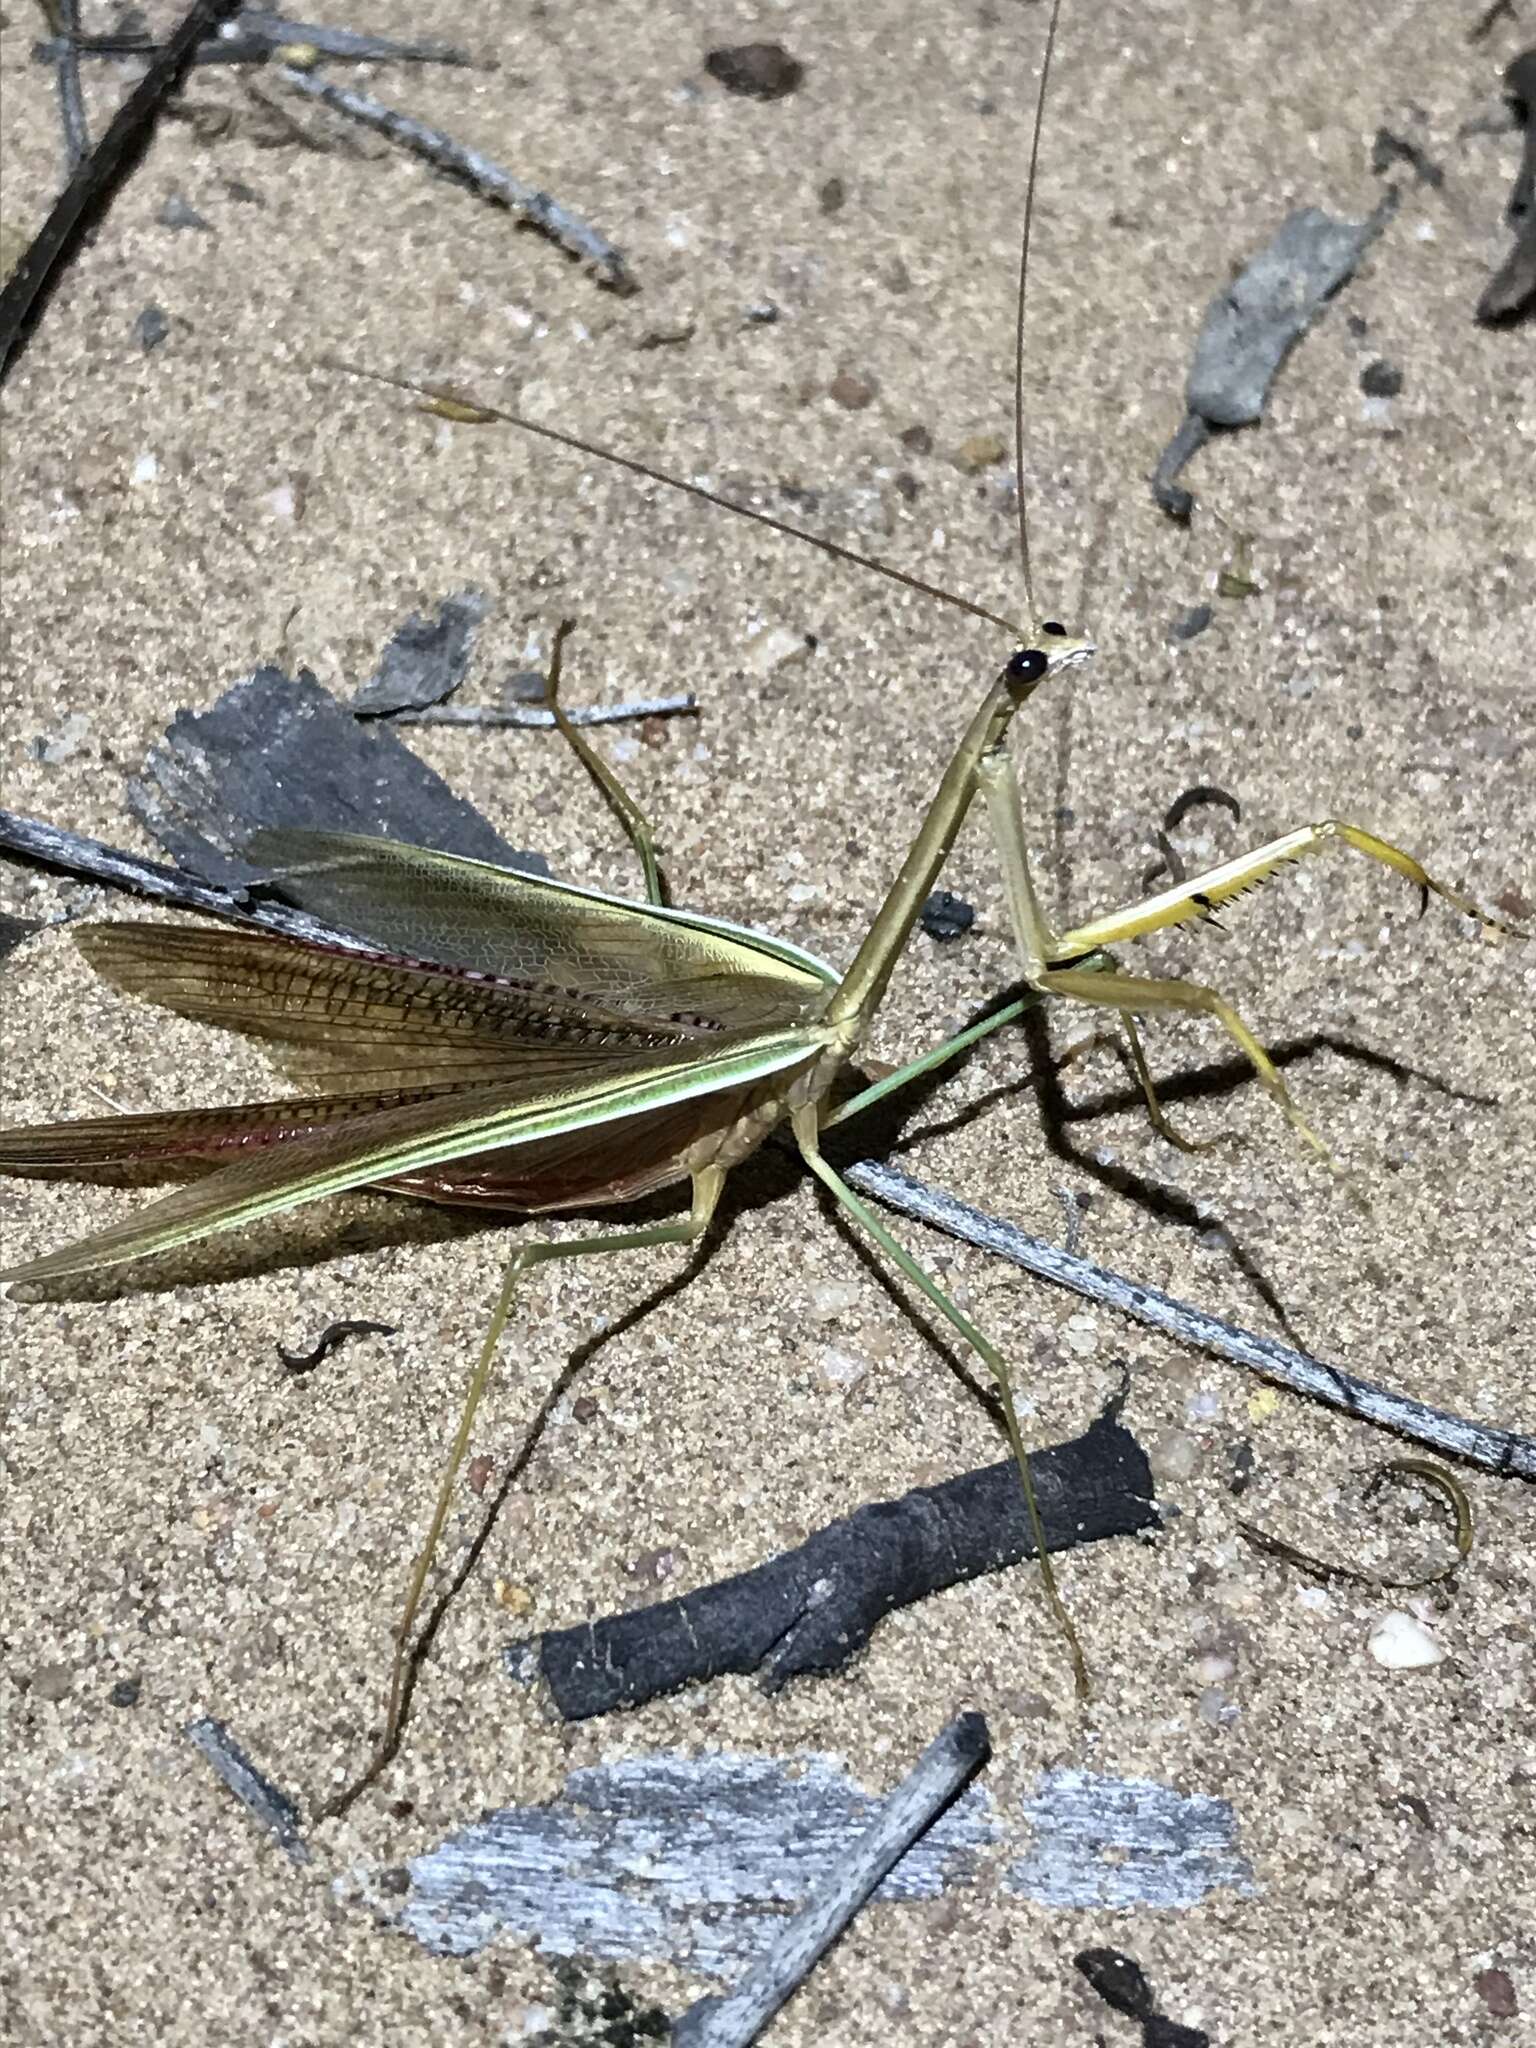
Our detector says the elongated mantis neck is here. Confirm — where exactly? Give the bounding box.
[827,670,1026,1029]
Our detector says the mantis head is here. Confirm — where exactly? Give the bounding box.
[1003,621,1096,700]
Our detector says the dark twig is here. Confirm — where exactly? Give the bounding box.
[671,1713,991,2048]
[0,0,247,385]
[49,0,92,174]
[1477,50,1536,324]
[509,1404,1156,1720]
[36,7,478,68]
[843,1159,1536,1481]
[269,66,634,291]
[392,692,697,730]
[277,1318,397,1374]
[184,1715,310,1864]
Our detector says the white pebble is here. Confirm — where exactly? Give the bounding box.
[746,624,812,674]
[130,451,159,486]
[1368,1610,1445,1670]
[815,1345,869,1390]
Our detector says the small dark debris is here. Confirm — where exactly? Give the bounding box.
[379,1865,411,1897]
[899,423,933,455]
[1477,49,1536,324]
[222,177,262,204]
[1074,1947,1212,2048]
[1165,784,1241,834]
[829,371,877,410]
[0,910,43,964]
[920,889,975,941]
[277,1318,398,1375]
[572,1394,601,1424]
[351,588,487,718]
[156,192,211,230]
[1370,126,1444,187]
[467,1454,495,1496]
[504,668,551,704]
[705,42,804,101]
[184,1715,309,1865]
[1347,311,1370,338]
[109,1676,143,1707]
[892,471,921,501]
[743,300,779,324]
[1360,357,1403,397]
[1228,1440,1256,1496]
[543,1960,671,2045]
[636,321,696,350]
[1168,603,1213,643]
[818,175,846,215]
[132,304,170,351]
[1474,1967,1518,2019]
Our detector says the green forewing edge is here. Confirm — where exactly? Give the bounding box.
[2,1023,826,1284]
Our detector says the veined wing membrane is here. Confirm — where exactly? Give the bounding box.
[247,828,837,1030]
[77,922,723,1091]
[1,1024,825,1284]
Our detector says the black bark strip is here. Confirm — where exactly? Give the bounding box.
[0,0,247,384]
[508,1403,1157,1721]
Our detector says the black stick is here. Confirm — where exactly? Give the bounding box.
[672,1713,991,2048]
[0,0,247,384]
[507,1403,1156,1721]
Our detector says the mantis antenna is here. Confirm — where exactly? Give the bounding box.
[1014,0,1069,625]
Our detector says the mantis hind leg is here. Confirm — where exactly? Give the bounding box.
[326,1165,724,1814]
[544,617,668,906]
[791,1105,1090,1699]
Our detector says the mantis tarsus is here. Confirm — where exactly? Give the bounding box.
[0,1,1518,1812]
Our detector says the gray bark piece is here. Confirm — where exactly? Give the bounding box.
[1005,1768,1255,1910]
[1154,193,1399,516]
[350,589,487,717]
[396,1750,998,1974]
[128,665,546,888]
[1186,198,1399,426]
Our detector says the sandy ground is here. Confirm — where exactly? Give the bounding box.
[2,2,1533,2042]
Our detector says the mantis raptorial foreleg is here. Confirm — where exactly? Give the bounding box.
[790,1104,1090,1696]
[362,1164,726,1785]
[1043,819,1512,958]
[974,748,1351,1179]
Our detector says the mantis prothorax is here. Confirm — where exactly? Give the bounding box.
[0,0,1517,1811]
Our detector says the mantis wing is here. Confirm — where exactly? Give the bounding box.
[245,827,839,1029]
[73,921,729,1092]
[0,1024,824,1284]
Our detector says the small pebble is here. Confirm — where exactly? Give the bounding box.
[571,1395,601,1425]
[157,193,210,231]
[130,451,159,487]
[1474,1969,1518,2019]
[31,1662,74,1702]
[743,301,779,325]
[746,624,813,674]
[818,175,847,215]
[1168,603,1213,642]
[829,371,877,411]
[704,43,805,101]
[953,431,1006,473]
[132,305,170,352]
[1148,1430,1201,1484]
[1360,359,1403,398]
[493,1578,534,1616]
[899,423,933,455]
[809,1279,863,1323]
[815,1345,869,1389]
[109,1677,142,1708]
[1367,1610,1444,1670]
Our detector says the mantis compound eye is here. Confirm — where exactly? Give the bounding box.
[1041,620,1067,636]
[1006,647,1049,684]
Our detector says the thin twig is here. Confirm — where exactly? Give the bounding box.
[844,1159,1536,1481]
[671,1713,990,2048]
[37,7,478,67]
[0,807,367,953]
[270,67,634,291]
[184,1715,310,1865]
[392,692,697,730]
[50,0,92,174]
[0,0,247,385]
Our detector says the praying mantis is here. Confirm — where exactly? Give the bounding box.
[0,3,1520,1811]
